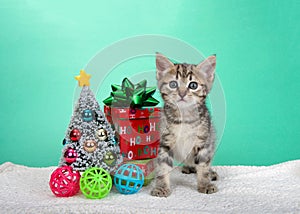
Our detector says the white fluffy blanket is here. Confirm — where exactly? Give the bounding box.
[1,160,299,213]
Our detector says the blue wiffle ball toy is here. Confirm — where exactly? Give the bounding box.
[114,164,144,194]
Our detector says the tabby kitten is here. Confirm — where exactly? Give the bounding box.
[151,53,218,197]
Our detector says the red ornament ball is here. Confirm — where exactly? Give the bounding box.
[70,129,81,142]
[64,148,78,163]
[49,166,80,197]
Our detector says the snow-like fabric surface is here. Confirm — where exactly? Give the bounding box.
[1,160,299,213]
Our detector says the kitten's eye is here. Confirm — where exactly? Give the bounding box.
[169,81,178,89]
[188,82,198,90]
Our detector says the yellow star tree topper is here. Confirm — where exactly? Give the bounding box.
[75,70,91,87]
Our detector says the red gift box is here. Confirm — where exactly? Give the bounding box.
[104,106,161,160]
[123,159,155,186]
[125,159,155,177]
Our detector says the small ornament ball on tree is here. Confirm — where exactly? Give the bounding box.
[59,70,123,173]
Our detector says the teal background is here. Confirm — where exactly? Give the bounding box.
[0,0,299,167]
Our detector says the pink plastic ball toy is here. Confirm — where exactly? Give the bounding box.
[49,166,80,197]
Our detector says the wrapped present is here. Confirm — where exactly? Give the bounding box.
[131,159,155,186]
[103,78,161,160]
[144,171,155,186]
[125,159,155,177]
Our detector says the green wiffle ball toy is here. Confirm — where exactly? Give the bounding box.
[80,167,112,199]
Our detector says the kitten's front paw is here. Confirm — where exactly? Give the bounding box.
[198,183,218,194]
[151,187,171,197]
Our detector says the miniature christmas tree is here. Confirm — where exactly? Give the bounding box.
[59,70,123,173]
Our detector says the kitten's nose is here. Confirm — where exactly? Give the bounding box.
[179,89,187,99]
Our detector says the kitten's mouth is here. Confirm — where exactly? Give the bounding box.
[178,98,186,102]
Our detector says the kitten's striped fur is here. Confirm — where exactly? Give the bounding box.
[151,53,218,197]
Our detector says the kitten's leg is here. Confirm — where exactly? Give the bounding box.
[183,165,218,181]
[151,146,173,197]
[196,164,218,194]
[182,165,196,174]
[194,146,218,194]
[209,168,219,181]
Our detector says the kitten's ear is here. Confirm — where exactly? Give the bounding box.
[156,53,174,79]
[197,55,216,87]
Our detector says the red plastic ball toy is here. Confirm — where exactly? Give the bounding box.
[70,129,81,141]
[64,148,78,163]
[49,166,80,197]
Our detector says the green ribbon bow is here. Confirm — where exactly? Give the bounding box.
[103,78,159,108]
